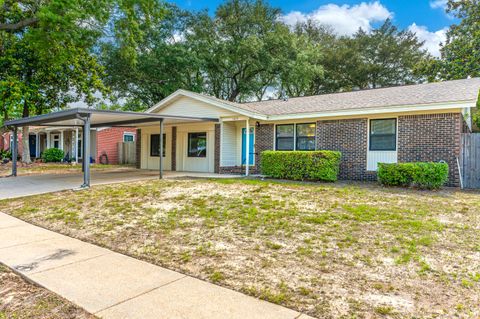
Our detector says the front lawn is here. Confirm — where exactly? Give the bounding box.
[0,179,479,318]
[0,264,94,318]
[0,162,134,177]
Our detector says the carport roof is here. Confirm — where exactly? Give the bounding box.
[4,108,218,128]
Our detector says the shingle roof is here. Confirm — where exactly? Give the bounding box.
[240,78,480,116]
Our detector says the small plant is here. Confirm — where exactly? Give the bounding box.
[209,271,225,283]
[42,148,65,163]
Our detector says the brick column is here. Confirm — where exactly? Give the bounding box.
[254,123,274,173]
[135,129,141,169]
[398,113,462,187]
[214,124,221,173]
[171,126,177,171]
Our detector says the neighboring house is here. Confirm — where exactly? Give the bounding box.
[1,127,136,164]
[136,78,480,187]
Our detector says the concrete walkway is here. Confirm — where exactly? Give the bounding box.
[0,213,312,319]
[0,170,241,200]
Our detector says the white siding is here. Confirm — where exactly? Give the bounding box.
[176,123,215,173]
[367,151,397,171]
[153,96,238,118]
[140,126,172,171]
[221,122,237,166]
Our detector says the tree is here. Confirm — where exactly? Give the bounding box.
[186,0,296,102]
[438,0,480,79]
[101,5,203,110]
[0,0,164,162]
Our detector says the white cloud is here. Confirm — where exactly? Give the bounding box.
[408,23,447,57]
[280,1,392,35]
[429,0,448,9]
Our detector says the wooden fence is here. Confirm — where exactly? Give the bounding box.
[461,134,480,189]
[118,142,136,165]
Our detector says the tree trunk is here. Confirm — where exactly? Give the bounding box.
[21,98,31,164]
[21,125,32,164]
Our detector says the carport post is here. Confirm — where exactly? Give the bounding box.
[159,119,164,179]
[82,115,91,188]
[11,127,18,177]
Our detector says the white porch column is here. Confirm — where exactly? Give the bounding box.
[245,118,250,176]
[46,132,51,149]
[60,130,64,151]
[35,133,40,157]
[75,128,79,162]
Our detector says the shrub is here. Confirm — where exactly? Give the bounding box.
[378,162,449,189]
[411,162,449,189]
[260,150,341,182]
[42,148,65,163]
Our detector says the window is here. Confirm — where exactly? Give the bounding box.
[276,123,316,151]
[369,119,396,151]
[52,134,60,149]
[296,123,316,151]
[188,132,207,157]
[276,124,294,150]
[123,133,134,142]
[150,134,166,157]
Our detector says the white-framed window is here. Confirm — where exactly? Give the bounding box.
[275,123,316,151]
[150,134,166,157]
[369,119,397,151]
[123,132,135,142]
[52,134,60,149]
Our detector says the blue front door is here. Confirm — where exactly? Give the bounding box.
[242,128,254,165]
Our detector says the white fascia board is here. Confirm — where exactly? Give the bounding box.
[146,89,267,120]
[264,100,476,121]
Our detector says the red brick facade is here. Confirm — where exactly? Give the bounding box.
[96,127,137,165]
[231,114,462,185]
[398,113,462,186]
[316,118,377,181]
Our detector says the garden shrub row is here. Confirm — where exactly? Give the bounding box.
[377,162,449,189]
[260,150,341,182]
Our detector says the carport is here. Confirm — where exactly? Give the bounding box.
[4,108,217,188]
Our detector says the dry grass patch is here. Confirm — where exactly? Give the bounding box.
[0,264,94,318]
[0,162,134,177]
[1,178,479,318]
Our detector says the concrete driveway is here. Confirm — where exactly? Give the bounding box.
[0,170,159,200]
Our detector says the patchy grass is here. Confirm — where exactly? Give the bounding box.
[0,265,94,318]
[0,162,134,177]
[1,178,479,318]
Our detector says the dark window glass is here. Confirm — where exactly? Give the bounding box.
[150,134,166,157]
[124,134,134,142]
[369,119,396,151]
[296,123,316,151]
[276,124,294,150]
[188,132,207,157]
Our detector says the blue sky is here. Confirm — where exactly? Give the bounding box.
[169,0,453,56]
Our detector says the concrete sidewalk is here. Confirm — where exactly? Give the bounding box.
[0,213,312,319]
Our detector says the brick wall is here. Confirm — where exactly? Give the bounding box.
[214,124,221,173]
[171,126,177,171]
[96,127,137,165]
[398,113,462,186]
[316,118,374,180]
[254,124,274,172]
[135,129,141,169]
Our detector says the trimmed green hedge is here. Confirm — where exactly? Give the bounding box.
[260,150,341,182]
[377,162,449,189]
[42,148,65,163]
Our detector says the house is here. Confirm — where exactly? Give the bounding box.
[1,127,136,164]
[136,78,480,187]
